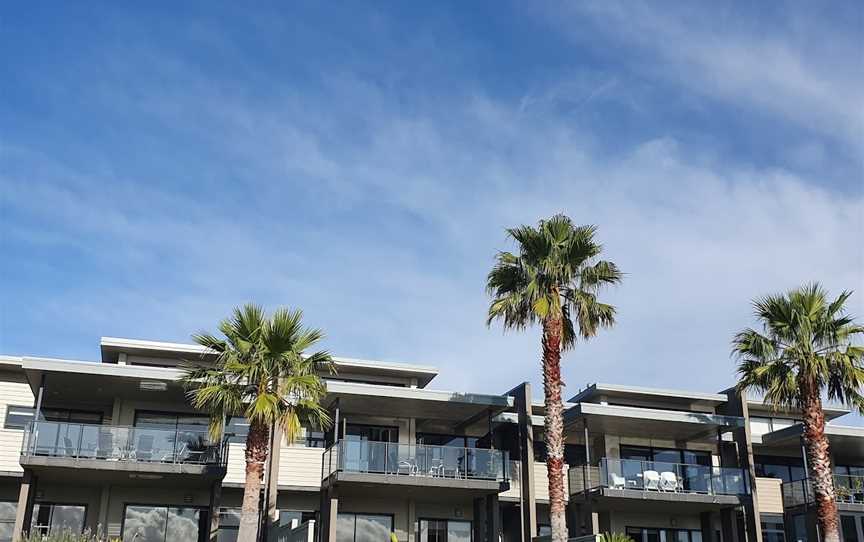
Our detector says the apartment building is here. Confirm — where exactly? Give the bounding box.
[0,337,860,542]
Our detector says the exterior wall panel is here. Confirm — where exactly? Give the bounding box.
[755,477,784,514]
[0,371,34,475]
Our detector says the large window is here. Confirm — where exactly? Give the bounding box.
[279,510,316,526]
[749,417,795,437]
[337,513,393,542]
[31,503,86,537]
[755,456,806,483]
[0,502,16,542]
[345,424,398,443]
[123,505,204,542]
[418,519,472,542]
[217,508,240,542]
[626,527,702,542]
[620,446,711,466]
[761,517,786,542]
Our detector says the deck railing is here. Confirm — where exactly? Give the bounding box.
[321,440,508,482]
[21,421,228,466]
[568,458,749,496]
[782,475,864,507]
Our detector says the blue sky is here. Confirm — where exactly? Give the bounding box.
[1,1,863,417]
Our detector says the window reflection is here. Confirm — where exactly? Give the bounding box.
[122,505,201,542]
[31,503,86,537]
[337,513,392,542]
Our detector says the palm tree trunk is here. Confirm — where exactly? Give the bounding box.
[238,420,269,542]
[542,316,568,542]
[801,382,839,542]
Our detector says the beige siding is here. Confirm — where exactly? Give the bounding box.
[756,477,785,514]
[224,442,247,485]
[534,462,569,503]
[277,447,325,488]
[0,371,34,474]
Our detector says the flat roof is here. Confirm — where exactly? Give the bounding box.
[563,402,744,440]
[746,398,850,421]
[100,337,439,387]
[569,383,729,406]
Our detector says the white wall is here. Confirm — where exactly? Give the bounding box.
[0,369,34,474]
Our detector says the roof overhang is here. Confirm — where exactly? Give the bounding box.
[331,357,438,388]
[564,402,744,440]
[746,398,850,421]
[323,380,513,425]
[569,383,728,410]
[760,424,864,459]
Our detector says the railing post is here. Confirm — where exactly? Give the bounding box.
[384,442,388,475]
[76,423,84,458]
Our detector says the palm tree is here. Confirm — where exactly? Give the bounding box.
[182,304,333,542]
[486,215,622,542]
[733,283,864,542]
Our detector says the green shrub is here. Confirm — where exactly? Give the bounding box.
[20,528,123,542]
[599,532,635,542]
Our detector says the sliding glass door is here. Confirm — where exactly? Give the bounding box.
[336,513,393,542]
[122,505,205,542]
[418,519,472,542]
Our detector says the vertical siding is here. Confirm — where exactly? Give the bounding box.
[756,477,785,514]
[0,371,34,474]
[224,442,247,485]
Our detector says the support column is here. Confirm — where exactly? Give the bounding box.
[700,512,714,542]
[486,494,501,542]
[267,424,283,525]
[718,388,762,542]
[510,382,536,542]
[322,489,338,542]
[208,481,222,542]
[474,498,486,542]
[720,508,738,542]
[12,470,36,542]
[98,485,111,535]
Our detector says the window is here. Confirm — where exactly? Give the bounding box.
[620,446,711,466]
[123,505,204,542]
[345,424,398,443]
[337,513,392,542]
[0,502,17,542]
[418,519,472,542]
[750,417,796,437]
[762,518,786,542]
[4,406,35,429]
[417,434,480,448]
[40,409,103,424]
[217,508,240,542]
[538,525,552,537]
[840,516,859,542]
[626,527,702,542]
[532,441,586,464]
[31,503,86,536]
[755,456,806,483]
[279,510,316,526]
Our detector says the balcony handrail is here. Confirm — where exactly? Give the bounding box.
[781,474,864,506]
[21,420,228,466]
[596,457,750,496]
[321,439,509,482]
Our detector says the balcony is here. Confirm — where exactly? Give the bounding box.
[782,475,864,510]
[321,440,509,493]
[569,458,749,506]
[20,421,228,478]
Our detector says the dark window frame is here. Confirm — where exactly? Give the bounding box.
[120,503,209,542]
[344,423,399,443]
[416,517,473,542]
[30,502,88,536]
[337,512,395,542]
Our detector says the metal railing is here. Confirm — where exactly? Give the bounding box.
[596,458,750,495]
[321,439,509,482]
[21,421,228,466]
[782,475,864,508]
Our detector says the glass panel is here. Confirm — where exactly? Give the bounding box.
[354,514,391,542]
[841,516,859,542]
[691,532,702,542]
[0,523,12,542]
[750,417,773,436]
[337,513,356,542]
[49,505,85,534]
[653,449,683,464]
[0,503,16,522]
[626,528,644,542]
[4,406,35,429]
[166,507,199,542]
[645,529,661,542]
[448,521,471,542]
[419,520,446,542]
[124,505,168,542]
[537,525,552,537]
[217,527,238,542]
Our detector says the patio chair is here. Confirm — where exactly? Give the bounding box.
[659,471,680,492]
[643,470,661,490]
[63,437,76,457]
[609,472,626,489]
[397,459,417,476]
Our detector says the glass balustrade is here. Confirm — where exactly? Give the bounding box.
[782,475,864,507]
[21,421,226,465]
[599,458,749,495]
[321,440,508,481]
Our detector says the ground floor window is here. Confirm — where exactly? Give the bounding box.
[537,524,551,537]
[761,517,786,542]
[217,508,240,542]
[418,519,472,542]
[840,514,864,542]
[31,503,86,536]
[279,510,316,526]
[626,527,702,542]
[123,504,206,542]
[337,513,393,542]
[0,502,16,542]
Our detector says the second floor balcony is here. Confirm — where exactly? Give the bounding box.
[322,439,509,493]
[782,475,864,510]
[569,458,750,505]
[20,421,228,478]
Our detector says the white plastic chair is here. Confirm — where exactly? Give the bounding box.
[609,473,626,489]
[397,459,417,476]
[660,471,679,492]
[643,470,661,490]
